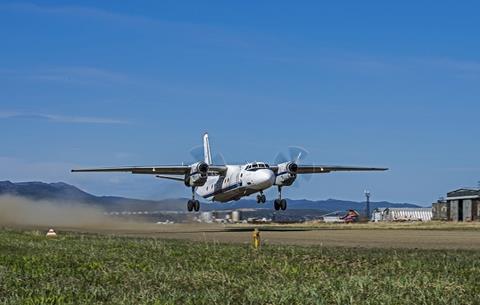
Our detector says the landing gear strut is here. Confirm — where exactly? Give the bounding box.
[274,186,287,211]
[187,187,200,212]
[256,191,266,204]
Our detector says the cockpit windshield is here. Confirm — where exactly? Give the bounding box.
[245,162,270,171]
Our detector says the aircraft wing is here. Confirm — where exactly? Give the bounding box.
[296,165,388,174]
[71,165,227,175]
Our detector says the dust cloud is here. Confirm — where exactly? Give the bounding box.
[0,195,123,229]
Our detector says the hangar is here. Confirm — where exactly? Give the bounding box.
[432,189,480,221]
[371,208,432,222]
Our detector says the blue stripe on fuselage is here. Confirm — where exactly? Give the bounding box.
[204,182,242,198]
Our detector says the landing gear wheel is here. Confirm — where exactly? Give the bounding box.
[274,199,281,211]
[257,194,267,203]
[187,200,194,212]
[193,200,200,212]
[257,194,267,204]
[280,199,287,211]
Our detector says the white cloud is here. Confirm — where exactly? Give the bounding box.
[0,2,251,49]
[0,66,131,86]
[0,111,129,125]
[0,2,156,25]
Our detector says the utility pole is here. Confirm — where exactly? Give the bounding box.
[364,190,371,220]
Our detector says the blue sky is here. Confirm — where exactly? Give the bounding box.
[1,1,479,205]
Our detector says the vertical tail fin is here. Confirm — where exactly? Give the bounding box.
[203,133,212,165]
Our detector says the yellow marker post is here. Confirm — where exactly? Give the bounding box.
[252,228,261,249]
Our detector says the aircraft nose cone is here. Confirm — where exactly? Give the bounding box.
[254,169,275,189]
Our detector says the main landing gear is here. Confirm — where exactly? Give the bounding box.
[187,187,200,212]
[274,186,287,211]
[256,191,266,204]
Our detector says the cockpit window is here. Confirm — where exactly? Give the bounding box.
[246,163,270,171]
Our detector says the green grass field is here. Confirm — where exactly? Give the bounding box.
[1,229,479,305]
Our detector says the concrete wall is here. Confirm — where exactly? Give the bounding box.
[450,200,459,221]
[444,199,480,222]
[473,200,480,221]
[463,199,473,221]
[432,202,449,221]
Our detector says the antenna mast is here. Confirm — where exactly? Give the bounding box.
[364,190,371,220]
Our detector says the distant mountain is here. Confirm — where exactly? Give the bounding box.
[205,198,420,212]
[0,181,421,212]
[0,180,185,211]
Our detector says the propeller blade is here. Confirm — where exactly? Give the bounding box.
[288,146,309,163]
[213,153,227,165]
[189,145,204,162]
[290,146,311,186]
[274,152,289,164]
[302,173,312,182]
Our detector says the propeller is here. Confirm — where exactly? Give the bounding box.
[188,146,227,165]
[288,146,311,182]
[212,152,227,165]
[274,146,312,186]
[189,145,204,163]
[288,146,309,164]
[275,146,309,163]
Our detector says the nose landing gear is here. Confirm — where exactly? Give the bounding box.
[256,192,266,204]
[274,186,287,211]
[187,187,200,212]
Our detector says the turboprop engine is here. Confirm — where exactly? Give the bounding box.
[274,162,298,186]
[184,162,209,187]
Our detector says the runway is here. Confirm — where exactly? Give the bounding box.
[58,223,480,250]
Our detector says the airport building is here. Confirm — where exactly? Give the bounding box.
[371,208,432,222]
[432,188,480,221]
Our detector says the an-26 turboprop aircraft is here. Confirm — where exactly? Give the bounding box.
[72,133,387,211]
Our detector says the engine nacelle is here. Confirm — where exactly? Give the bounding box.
[274,162,298,186]
[184,162,209,187]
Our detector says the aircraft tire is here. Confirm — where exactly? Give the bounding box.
[261,194,266,203]
[187,200,194,212]
[280,199,287,211]
[194,200,200,212]
[274,199,281,211]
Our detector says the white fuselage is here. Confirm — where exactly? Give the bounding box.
[195,163,275,202]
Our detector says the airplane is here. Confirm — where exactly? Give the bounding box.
[72,133,387,211]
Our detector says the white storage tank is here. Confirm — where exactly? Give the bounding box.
[231,210,241,222]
